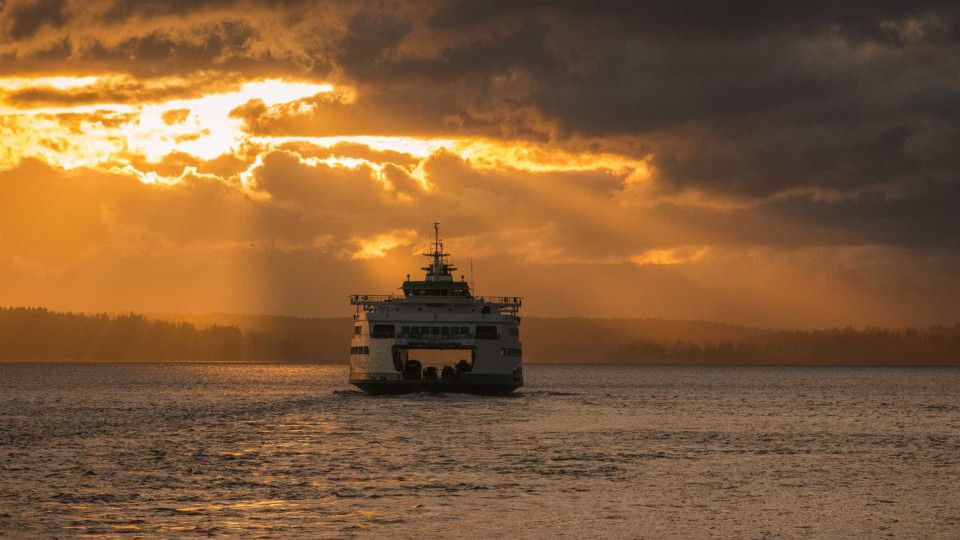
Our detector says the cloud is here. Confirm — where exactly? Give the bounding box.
[350,229,419,260]
[631,246,710,266]
[1,140,958,327]
[0,1,957,325]
[3,0,68,41]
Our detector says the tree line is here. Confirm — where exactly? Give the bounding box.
[2,307,957,364]
[0,307,305,361]
[605,326,960,365]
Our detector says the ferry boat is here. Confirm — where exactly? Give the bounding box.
[349,223,523,395]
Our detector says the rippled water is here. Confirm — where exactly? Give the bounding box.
[0,363,958,538]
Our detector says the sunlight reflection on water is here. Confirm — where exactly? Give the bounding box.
[0,363,957,537]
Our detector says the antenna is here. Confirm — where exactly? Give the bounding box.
[422,221,454,280]
[470,258,475,293]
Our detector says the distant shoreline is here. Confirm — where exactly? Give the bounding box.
[2,360,957,367]
[3,307,958,366]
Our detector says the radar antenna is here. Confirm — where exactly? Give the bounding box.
[422,221,455,280]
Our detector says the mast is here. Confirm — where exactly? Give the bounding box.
[422,221,455,281]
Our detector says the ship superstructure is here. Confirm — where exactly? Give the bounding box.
[349,223,523,395]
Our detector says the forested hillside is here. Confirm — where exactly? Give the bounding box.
[2,307,957,364]
[0,307,304,361]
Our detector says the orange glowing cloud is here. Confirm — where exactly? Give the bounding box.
[630,246,711,266]
[350,229,420,260]
[1,73,650,196]
[0,74,334,172]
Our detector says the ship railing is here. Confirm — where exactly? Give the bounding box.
[478,296,523,315]
[350,294,522,314]
[350,294,400,304]
[349,294,401,313]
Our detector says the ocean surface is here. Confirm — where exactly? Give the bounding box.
[0,364,957,538]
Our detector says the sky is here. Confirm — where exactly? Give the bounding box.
[0,0,958,328]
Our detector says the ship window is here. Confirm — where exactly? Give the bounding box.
[450,326,460,335]
[372,324,395,338]
[431,327,440,335]
[354,325,361,335]
[421,326,429,335]
[509,328,519,338]
[461,326,469,335]
[411,326,420,335]
[441,326,449,335]
[481,306,491,314]
[401,326,410,336]
[363,346,369,355]
[476,325,498,340]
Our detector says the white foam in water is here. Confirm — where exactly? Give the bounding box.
[0,363,957,537]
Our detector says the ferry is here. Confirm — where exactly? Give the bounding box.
[349,223,523,395]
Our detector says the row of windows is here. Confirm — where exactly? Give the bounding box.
[501,348,522,357]
[406,289,470,297]
[351,346,370,355]
[400,325,471,336]
[358,324,515,340]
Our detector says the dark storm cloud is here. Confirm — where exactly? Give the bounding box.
[764,180,960,251]
[4,0,67,40]
[238,1,959,201]
[647,124,924,197]
[334,9,411,79]
[2,0,959,254]
[428,1,960,45]
[101,0,237,22]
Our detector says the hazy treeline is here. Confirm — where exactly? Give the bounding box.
[605,326,960,365]
[147,312,351,362]
[1,308,957,364]
[152,315,774,363]
[0,307,304,361]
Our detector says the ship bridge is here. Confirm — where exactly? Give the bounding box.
[403,221,472,298]
[350,222,522,314]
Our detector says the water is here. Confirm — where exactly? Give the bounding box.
[0,364,957,538]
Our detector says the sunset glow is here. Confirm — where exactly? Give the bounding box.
[0,75,335,170]
[1,74,646,187]
[2,4,957,538]
[0,1,956,328]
